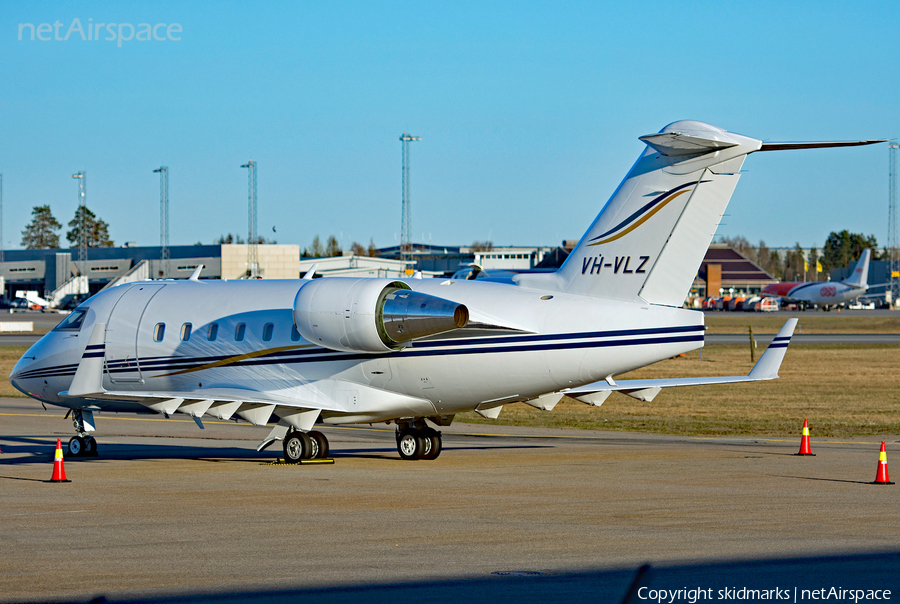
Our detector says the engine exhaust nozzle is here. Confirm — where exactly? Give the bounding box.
[379,289,469,346]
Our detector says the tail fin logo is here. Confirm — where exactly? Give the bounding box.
[587,180,705,247]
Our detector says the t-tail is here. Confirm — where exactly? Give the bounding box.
[841,248,871,289]
[515,120,883,306]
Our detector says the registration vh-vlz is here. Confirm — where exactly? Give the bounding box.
[10,121,881,462]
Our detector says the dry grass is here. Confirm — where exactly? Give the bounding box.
[459,344,900,437]
[703,313,900,334]
[0,346,28,398]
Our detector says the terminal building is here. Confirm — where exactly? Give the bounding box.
[0,244,301,306]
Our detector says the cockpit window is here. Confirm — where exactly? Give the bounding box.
[54,309,88,331]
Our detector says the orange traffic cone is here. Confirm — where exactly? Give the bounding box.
[49,438,70,483]
[873,441,894,485]
[795,418,815,456]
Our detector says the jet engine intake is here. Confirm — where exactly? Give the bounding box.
[293,278,468,353]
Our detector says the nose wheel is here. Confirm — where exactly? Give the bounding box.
[67,435,97,457]
[67,410,99,457]
[396,424,442,460]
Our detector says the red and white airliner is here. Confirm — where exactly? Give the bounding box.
[762,249,871,310]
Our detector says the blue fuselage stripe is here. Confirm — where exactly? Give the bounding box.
[17,327,705,379]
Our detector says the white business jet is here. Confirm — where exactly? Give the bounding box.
[10,121,882,462]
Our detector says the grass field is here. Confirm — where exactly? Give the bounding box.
[0,346,27,398]
[2,343,897,437]
[458,344,900,437]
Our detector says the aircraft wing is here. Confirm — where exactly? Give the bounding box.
[564,319,797,404]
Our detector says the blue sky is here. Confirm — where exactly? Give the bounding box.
[1,1,897,252]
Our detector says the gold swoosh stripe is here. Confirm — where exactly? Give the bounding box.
[157,345,315,377]
[587,189,691,246]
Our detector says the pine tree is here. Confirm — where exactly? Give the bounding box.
[21,205,61,249]
[66,206,113,248]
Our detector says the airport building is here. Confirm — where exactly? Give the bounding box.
[0,244,300,305]
[690,243,779,298]
[299,254,428,279]
[376,244,555,274]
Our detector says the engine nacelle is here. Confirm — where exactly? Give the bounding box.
[293,278,469,353]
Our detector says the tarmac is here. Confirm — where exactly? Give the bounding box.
[1,398,898,603]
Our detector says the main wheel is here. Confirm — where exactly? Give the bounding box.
[308,431,329,459]
[68,436,84,457]
[421,429,442,460]
[397,430,425,460]
[283,432,312,463]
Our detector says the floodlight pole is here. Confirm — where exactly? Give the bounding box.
[71,171,87,268]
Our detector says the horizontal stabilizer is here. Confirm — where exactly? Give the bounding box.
[758,140,885,152]
[639,132,739,157]
[566,319,797,397]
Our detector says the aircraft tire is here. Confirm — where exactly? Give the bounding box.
[283,432,312,463]
[308,431,329,459]
[68,436,85,457]
[421,429,442,461]
[397,430,425,460]
[83,436,97,456]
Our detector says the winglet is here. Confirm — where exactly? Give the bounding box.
[302,264,318,280]
[66,323,108,398]
[189,264,204,281]
[748,319,798,380]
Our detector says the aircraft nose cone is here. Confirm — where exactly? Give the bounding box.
[10,348,40,397]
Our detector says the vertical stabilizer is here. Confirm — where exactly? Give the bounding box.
[552,121,762,306]
[841,248,871,288]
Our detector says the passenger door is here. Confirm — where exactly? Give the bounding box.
[104,284,167,383]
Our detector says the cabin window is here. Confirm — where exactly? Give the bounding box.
[262,323,274,342]
[181,323,192,341]
[54,308,88,331]
[153,323,165,342]
[235,323,246,341]
[290,325,301,342]
[207,323,218,341]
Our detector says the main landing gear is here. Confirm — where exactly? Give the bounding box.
[282,430,330,463]
[396,421,442,461]
[67,409,98,458]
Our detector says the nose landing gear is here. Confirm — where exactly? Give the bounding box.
[67,409,98,458]
[67,435,97,457]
